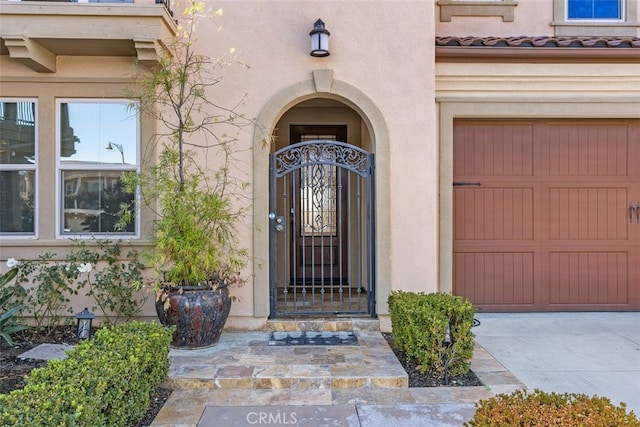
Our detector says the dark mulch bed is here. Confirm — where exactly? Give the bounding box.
[382,332,483,387]
[0,326,171,427]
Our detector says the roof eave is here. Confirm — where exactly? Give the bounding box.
[436,46,640,63]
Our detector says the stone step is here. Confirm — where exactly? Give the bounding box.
[164,331,407,391]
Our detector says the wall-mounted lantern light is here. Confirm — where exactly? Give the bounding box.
[310,19,330,57]
[75,307,95,339]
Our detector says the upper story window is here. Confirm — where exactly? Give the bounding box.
[568,0,623,20]
[0,100,37,237]
[57,100,139,237]
[553,0,638,36]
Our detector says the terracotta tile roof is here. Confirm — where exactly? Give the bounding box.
[435,36,640,62]
[436,36,640,49]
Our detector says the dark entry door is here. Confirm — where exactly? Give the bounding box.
[290,125,348,285]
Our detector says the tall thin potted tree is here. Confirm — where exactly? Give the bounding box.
[120,1,256,348]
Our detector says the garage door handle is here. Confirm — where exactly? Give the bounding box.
[637,202,640,224]
[631,203,637,224]
[453,182,482,187]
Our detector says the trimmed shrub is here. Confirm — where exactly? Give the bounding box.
[387,291,475,378]
[0,322,174,427]
[466,389,640,426]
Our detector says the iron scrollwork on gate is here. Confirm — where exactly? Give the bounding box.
[274,141,371,177]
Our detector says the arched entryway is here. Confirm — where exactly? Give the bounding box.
[267,99,376,318]
[252,71,391,320]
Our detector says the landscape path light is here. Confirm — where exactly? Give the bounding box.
[75,307,95,339]
[443,320,453,385]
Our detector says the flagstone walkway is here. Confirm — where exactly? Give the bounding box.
[151,320,524,426]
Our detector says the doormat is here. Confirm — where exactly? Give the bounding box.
[268,331,358,346]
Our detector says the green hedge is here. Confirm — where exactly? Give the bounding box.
[466,389,640,426]
[0,322,174,427]
[387,291,475,378]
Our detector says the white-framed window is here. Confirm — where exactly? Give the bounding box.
[56,99,139,237]
[0,99,37,237]
[553,0,637,36]
[567,0,623,20]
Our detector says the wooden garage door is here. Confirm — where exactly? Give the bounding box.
[453,120,640,311]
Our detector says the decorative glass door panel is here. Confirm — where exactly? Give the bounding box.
[300,143,337,237]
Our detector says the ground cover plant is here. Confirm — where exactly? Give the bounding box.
[0,266,27,345]
[466,388,640,426]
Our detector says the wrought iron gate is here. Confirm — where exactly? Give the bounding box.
[269,140,376,317]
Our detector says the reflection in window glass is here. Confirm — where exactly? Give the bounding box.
[568,0,622,19]
[0,100,36,235]
[62,171,135,234]
[0,171,35,233]
[58,100,138,236]
[60,101,137,165]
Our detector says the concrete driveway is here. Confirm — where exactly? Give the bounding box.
[473,312,640,415]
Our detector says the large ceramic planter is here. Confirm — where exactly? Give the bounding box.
[155,285,231,349]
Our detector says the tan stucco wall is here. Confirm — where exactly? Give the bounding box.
[436,0,552,36]
[436,0,640,37]
[199,0,439,324]
[0,1,439,328]
[0,56,160,320]
[3,0,638,329]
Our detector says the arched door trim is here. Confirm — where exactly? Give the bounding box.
[252,70,391,319]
